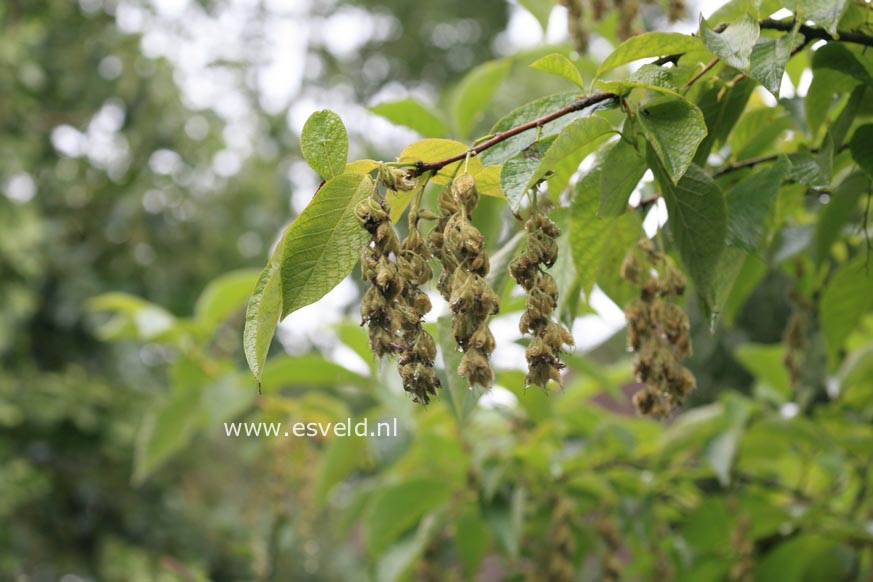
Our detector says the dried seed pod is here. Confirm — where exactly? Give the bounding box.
[510,211,574,389]
[620,239,696,418]
[439,172,499,388]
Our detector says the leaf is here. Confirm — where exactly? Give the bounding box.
[596,32,705,78]
[529,53,584,89]
[599,137,646,217]
[726,156,789,252]
[259,354,368,391]
[637,96,708,184]
[693,77,755,166]
[456,506,491,577]
[365,479,450,555]
[699,14,759,71]
[243,257,282,384]
[345,159,380,174]
[480,92,589,165]
[88,292,177,341]
[649,157,727,308]
[470,164,505,199]
[518,0,553,31]
[279,174,372,318]
[735,343,791,397]
[571,166,614,293]
[500,137,556,213]
[195,269,260,328]
[790,0,850,35]
[786,152,829,188]
[628,63,681,90]
[527,116,614,192]
[314,436,366,507]
[748,31,797,97]
[849,124,873,178]
[451,59,512,138]
[369,99,448,137]
[399,138,485,184]
[300,110,348,179]
[820,255,873,361]
[437,314,485,423]
[815,172,868,265]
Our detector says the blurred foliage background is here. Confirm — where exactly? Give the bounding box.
[3,0,873,580]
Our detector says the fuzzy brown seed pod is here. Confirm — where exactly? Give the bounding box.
[668,0,686,22]
[439,172,499,388]
[396,210,441,404]
[621,239,695,418]
[510,212,574,389]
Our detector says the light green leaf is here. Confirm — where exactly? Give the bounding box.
[451,59,512,138]
[599,137,646,217]
[529,53,585,89]
[815,172,868,265]
[527,115,614,190]
[596,32,705,78]
[279,174,372,318]
[399,138,485,184]
[314,436,366,507]
[649,158,727,308]
[596,79,683,99]
[456,506,491,577]
[638,96,707,184]
[821,255,873,361]
[500,137,556,213]
[300,110,348,179]
[699,14,759,71]
[735,343,791,397]
[369,99,448,137]
[259,354,368,391]
[243,255,282,385]
[786,152,829,188]
[195,269,260,328]
[726,156,788,252]
[365,479,450,555]
[437,314,485,422]
[88,292,177,341]
[849,124,873,178]
[629,63,680,90]
[789,0,850,35]
[747,31,797,97]
[518,0,553,31]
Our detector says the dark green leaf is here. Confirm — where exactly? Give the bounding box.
[699,14,759,71]
[726,156,789,252]
[599,137,646,217]
[638,96,708,184]
[821,254,873,361]
[527,116,613,192]
[369,99,448,137]
[437,314,485,422]
[849,124,873,178]
[300,110,348,179]
[456,506,491,577]
[693,77,754,166]
[748,30,798,97]
[500,136,556,213]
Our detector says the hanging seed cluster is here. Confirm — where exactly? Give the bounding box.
[560,0,684,53]
[510,212,574,388]
[621,239,695,417]
[433,173,500,388]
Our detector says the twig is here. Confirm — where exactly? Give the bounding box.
[682,57,720,89]
[760,18,873,48]
[715,144,850,177]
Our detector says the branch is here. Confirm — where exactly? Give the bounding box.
[760,18,873,48]
[715,144,850,177]
[410,92,617,176]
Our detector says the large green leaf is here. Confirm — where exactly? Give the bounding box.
[849,123,873,178]
[300,110,348,179]
[747,30,798,97]
[365,479,450,555]
[529,53,584,89]
[526,116,614,193]
[596,32,705,78]
[243,255,283,385]
[437,314,485,423]
[451,59,512,138]
[650,157,727,308]
[279,174,372,318]
[693,77,755,166]
[500,136,556,213]
[598,137,646,217]
[369,99,448,137]
[789,0,850,35]
[820,254,873,361]
[638,96,707,184]
[699,14,759,71]
[725,156,789,252]
[571,165,614,293]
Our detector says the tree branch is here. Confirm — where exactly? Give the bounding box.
[760,18,873,48]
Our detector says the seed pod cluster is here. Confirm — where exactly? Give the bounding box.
[437,173,499,388]
[510,212,574,388]
[396,212,441,404]
[356,195,403,358]
[559,0,589,53]
[621,239,695,417]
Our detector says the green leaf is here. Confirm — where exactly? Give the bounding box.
[88,292,177,341]
[437,314,485,422]
[599,137,646,217]
[369,99,448,137]
[500,136,556,213]
[529,53,584,89]
[786,152,829,188]
[527,115,614,190]
[314,436,366,507]
[398,138,485,184]
[849,124,873,178]
[365,479,450,555]
[735,343,791,397]
[300,110,348,179]
[649,157,727,307]
[726,156,788,252]
[279,174,372,318]
[259,354,368,391]
[596,32,705,78]
[517,0,553,31]
[815,172,868,265]
[821,255,873,361]
[693,77,755,166]
[790,0,850,35]
[806,43,872,136]
[747,31,797,97]
[638,96,707,184]
[195,269,260,328]
[456,506,491,577]
[451,59,512,138]
[243,257,283,385]
[699,14,759,71]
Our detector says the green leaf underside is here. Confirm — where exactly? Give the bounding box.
[650,156,727,308]
[748,31,797,97]
[244,257,283,383]
[529,53,585,89]
[699,14,760,71]
[369,99,448,137]
[300,110,349,179]
[599,137,646,217]
[638,96,708,184]
[452,59,512,138]
[596,32,705,78]
[726,156,789,252]
[500,136,556,213]
[790,0,850,35]
[280,174,372,319]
